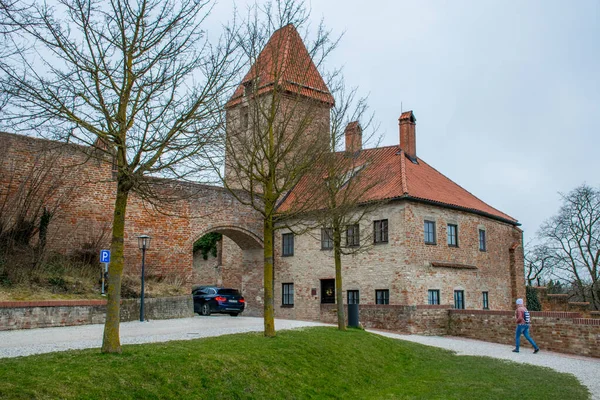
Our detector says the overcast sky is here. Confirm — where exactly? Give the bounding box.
[210,0,599,243]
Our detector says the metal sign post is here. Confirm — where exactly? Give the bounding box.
[100,250,111,296]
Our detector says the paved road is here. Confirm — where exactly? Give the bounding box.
[0,317,598,399]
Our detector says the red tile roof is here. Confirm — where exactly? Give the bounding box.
[277,145,518,224]
[226,24,334,108]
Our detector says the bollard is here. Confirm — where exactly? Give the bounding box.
[348,303,359,327]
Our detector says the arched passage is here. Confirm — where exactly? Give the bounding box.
[192,225,264,316]
[199,225,263,250]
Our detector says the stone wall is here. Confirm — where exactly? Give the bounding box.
[274,201,524,322]
[319,304,449,335]
[0,296,193,330]
[448,309,600,358]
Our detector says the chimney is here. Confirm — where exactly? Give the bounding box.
[345,121,362,153]
[399,111,417,162]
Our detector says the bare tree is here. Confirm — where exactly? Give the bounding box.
[1,0,238,353]
[283,80,385,330]
[0,144,75,256]
[220,1,339,337]
[524,242,554,286]
[538,184,600,309]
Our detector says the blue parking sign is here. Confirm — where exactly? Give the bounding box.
[100,250,111,263]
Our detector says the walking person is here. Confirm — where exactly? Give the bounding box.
[513,298,540,353]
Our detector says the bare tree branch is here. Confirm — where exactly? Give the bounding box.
[1,0,240,353]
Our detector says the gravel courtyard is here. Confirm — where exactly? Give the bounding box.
[0,316,597,399]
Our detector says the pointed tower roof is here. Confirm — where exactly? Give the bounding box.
[226,24,334,108]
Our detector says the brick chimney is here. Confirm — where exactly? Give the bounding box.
[345,121,362,153]
[399,111,417,162]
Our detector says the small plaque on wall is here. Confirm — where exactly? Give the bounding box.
[311,288,317,296]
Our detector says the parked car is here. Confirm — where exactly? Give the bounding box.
[192,286,245,316]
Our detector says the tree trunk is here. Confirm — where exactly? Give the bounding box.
[101,183,130,353]
[333,226,346,330]
[263,216,276,337]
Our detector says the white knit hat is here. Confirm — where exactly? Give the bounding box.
[516,298,524,305]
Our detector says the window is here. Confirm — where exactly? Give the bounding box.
[282,283,294,306]
[282,233,294,257]
[218,289,241,295]
[347,290,359,304]
[321,279,335,304]
[447,224,458,247]
[375,289,389,305]
[321,228,333,250]
[428,289,440,305]
[479,229,487,251]
[482,291,489,310]
[424,220,436,244]
[374,219,388,244]
[454,290,465,309]
[346,224,360,247]
[241,106,249,129]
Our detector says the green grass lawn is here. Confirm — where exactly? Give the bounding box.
[0,327,589,399]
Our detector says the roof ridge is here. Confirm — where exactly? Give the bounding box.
[332,143,400,155]
[280,25,293,78]
[400,149,408,194]
[415,157,516,222]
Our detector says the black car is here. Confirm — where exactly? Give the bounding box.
[192,286,245,316]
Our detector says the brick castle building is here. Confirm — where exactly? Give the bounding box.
[0,24,525,318]
[222,24,525,317]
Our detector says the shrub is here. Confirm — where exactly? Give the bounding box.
[526,286,542,311]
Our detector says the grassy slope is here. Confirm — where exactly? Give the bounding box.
[0,327,589,400]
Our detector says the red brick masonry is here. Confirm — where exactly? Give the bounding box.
[319,305,599,358]
[448,309,600,358]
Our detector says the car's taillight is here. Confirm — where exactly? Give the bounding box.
[239,298,245,303]
[215,296,226,302]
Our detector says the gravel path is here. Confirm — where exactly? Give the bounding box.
[371,330,600,400]
[0,317,597,399]
[0,316,327,359]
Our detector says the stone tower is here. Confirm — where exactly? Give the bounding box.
[224,24,334,190]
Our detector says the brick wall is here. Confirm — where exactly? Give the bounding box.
[315,305,599,358]
[533,286,594,316]
[0,296,193,330]
[319,304,449,335]
[0,131,263,295]
[448,309,600,358]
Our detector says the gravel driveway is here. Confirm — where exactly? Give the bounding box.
[0,317,597,399]
[0,316,328,359]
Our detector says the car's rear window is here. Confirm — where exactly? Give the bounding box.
[218,289,240,295]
